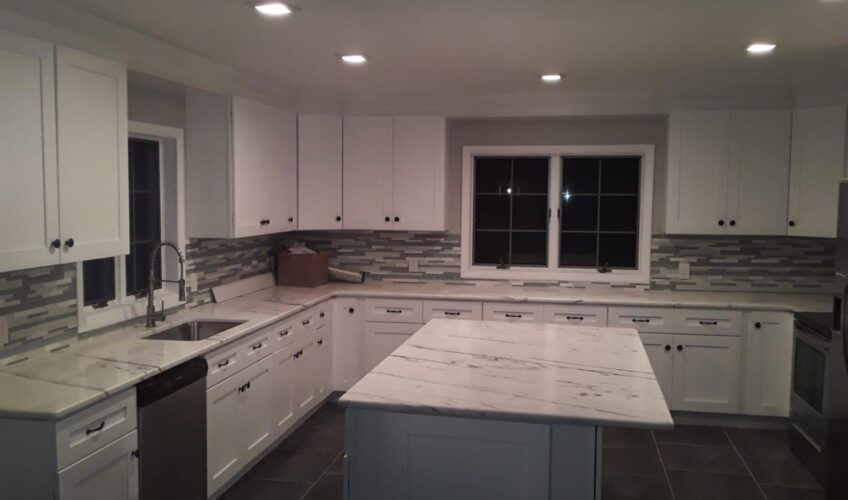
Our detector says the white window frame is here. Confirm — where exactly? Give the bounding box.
[460,145,654,284]
[76,121,186,333]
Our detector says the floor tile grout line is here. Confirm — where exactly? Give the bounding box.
[651,430,677,500]
[298,449,344,500]
[724,428,769,500]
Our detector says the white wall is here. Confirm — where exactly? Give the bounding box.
[128,86,185,129]
[446,116,668,232]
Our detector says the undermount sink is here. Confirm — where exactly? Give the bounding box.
[144,320,246,341]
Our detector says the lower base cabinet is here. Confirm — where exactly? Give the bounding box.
[58,430,139,500]
[742,312,793,417]
[362,322,423,375]
[271,343,297,438]
[640,333,741,413]
[294,338,317,414]
[315,324,332,399]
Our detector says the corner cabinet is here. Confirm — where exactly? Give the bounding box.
[343,116,447,230]
[185,89,297,238]
[0,30,128,272]
[665,110,791,236]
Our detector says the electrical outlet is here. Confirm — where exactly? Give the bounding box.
[678,261,691,280]
[408,258,419,272]
[0,316,8,346]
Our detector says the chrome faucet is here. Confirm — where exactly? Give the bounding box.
[146,241,186,327]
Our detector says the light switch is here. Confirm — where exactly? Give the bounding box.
[0,316,8,346]
[678,261,691,280]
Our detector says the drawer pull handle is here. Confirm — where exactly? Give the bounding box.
[632,318,650,323]
[698,320,718,326]
[386,309,403,314]
[217,359,230,368]
[318,339,324,346]
[444,311,461,316]
[302,319,311,326]
[252,342,263,350]
[85,421,106,435]
[566,316,584,321]
[505,313,522,318]
[280,330,290,337]
[238,381,252,392]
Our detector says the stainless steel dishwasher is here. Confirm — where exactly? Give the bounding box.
[137,357,208,500]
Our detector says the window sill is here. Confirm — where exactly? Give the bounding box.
[78,291,185,334]
[460,266,650,285]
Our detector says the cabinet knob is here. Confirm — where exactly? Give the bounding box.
[729,220,736,226]
[755,322,762,329]
[385,216,390,222]
[718,220,725,226]
[336,216,342,222]
[288,217,294,223]
[64,238,75,248]
[50,239,61,249]
[348,307,355,314]
[664,345,671,351]
[788,220,796,227]
[394,216,400,223]
[676,345,683,351]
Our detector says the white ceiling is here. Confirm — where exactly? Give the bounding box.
[15,0,848,108]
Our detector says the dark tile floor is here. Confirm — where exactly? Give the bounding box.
[221,402,823,500]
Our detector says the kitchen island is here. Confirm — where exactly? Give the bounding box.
[339,319,673,500]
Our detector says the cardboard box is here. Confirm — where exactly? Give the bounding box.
[276,252,329,287]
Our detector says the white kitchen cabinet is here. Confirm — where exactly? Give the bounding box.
[343,116,447,230]
[207,368,243,494]
[271,343,297,441]
[333,299,363,391]
[543,304,608,327]
[293,337,317,416]
[186,89,297,238]
[298,114,343,230]
[788,106,847,238]
[314,324,332,399]
[423,300,483,321]
[362,322,422,374]
[666,110,791,236]
[743,312,793,417]
[57,430,138,500]
[239,356,274,464]
[0,30,59,272]
[638,333,674,402]
[483,302,545,322]
[671,334,741,413]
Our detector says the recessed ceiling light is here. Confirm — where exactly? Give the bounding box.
[255,2,293,16]
[746,43,777,55]
[541,74,562,83]
[340,54,368,65]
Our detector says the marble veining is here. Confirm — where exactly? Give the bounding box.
[340,319,674,429]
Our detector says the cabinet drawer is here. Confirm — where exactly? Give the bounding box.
[675,309,742,336]
[483,302,544,322]
[295,310,317,332]
[56,389,137,470]
[608,307,675,333]
[207,341,246,388]
[543,304,608,327]
[241,327,275,365]
[272,320,297,348]
[423,300,482,321]
[364,299,423,324]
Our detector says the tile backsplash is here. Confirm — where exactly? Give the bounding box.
[0,230,836,350]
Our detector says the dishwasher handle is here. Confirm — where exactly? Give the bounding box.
[137,357,208,408]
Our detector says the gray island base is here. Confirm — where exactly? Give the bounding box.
[339,319,674,500]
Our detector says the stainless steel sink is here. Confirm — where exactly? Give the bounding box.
[144,320,246,341]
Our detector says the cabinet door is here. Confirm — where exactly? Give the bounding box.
[672,335,741,413]
[666,111,730,234]
[392,116,447,230]
[314,324,332,399]
[743,312,793,417]
[207,372,243,495]
[298,114,343,229]
[0,30,60,273]
[343,117,394,229]
[271,344,298,439]
[56,47,128,261]
[232,97,297,236]
[638,333,674,402]
[726,110,791,235]
[788,106,847,237]
[58,430,138,500]
[239,355,275,463]
[362,322,422,374]
[293,338,316,415]
[333,299,362,391]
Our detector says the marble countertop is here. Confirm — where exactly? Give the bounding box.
[339,319,675,429]
[0,279,829,420]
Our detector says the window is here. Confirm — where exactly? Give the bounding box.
[77,122,185,332]
[461,145,654,283]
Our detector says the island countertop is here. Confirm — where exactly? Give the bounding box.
[339,319,674,429]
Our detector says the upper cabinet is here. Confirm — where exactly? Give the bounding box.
[343,116,447,231]
[0,29,128,273]
[666,110,791,235]
[298,114,343,230]
[788,106,847,238]
[186,89,297,238]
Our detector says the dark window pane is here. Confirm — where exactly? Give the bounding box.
[561,195,598,231]
[560,233,597,267]
[475,157,512,193]
[511,232,547,266]
[126,242,161,296]
[83,258,115,307]
[599,196,639,232]
[131,192,157,241]
[127,137,161,296]
[512,157,549,194]
[475,195,510,230]
[512,195,548,230]
[600,157,641,194]
[474,231,509,265]
[130,138,159,191]
[562,157,600,194]
[598,234,638,269]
